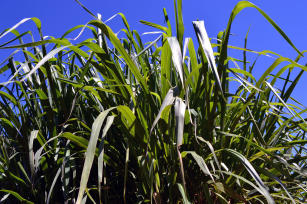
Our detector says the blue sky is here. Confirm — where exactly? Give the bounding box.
[1,0,307,106]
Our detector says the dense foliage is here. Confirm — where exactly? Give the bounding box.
[0,0,306,203]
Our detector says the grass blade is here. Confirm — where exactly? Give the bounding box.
[28,130,39,179]
[196,137,224,179]
[186,151,215,182]
[139,20,168,33]
[175,97,186,146]
[134,35,162,59]
[168,37,184,87]
[177,183,191,204]
[265,81,306,125]
[89,20,149,95]
[46,168,61,204]
[150,87,177,135]
[231,1,302,56]
[76,107,115,204]
[21,46,70,82]
[174,0,184,48]
[0,190,34,204]
[193,21,224,97]
[225,149,275,204]
[0,18,41,41]
[160,36,172,98]
[98,115,115,203]
[74,0,97,19]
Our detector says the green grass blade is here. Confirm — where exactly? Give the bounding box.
[89,20,149,95]
[186,151,215,181]
[76,107,115,204]
[46,168,61,204]
[21,46,70,82]
[225,149,275,204]
[160,37,172,98]
[150,87,176,135]
[98,115,114,202]
[174,0,184,48]
[74,0,97,19]
[0,190,34,204]
[231,1,302,56]
[17,162,31,184]
[0,17,41,41]
[139,20,168,33]
[177,183,191,204]
[117,105,138,136]
[163,8,172,36]
[61,132,89,149]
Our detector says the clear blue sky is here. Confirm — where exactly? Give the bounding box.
[1,0,307,107]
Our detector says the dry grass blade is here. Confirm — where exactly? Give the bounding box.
[34,135,61,169]
[0,193,10,202]
[168,37,185,87]
[123,147,129,204]
[193,21,223,96]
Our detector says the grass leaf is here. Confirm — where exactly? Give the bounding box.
[76,107,115,204]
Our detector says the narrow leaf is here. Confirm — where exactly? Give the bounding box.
[76,107,115,204]
[28,130,39,178]
[21,46,70,82]
[98,115,115,202]
[0,190,34,204]
[193,21,223,97]
[150,87,177,135]
[46,168,61,204]
[187,151,215,181]
[168,37,184,87]
[175,97,186,146]
[177,183,191,204]
[225,149,275,204]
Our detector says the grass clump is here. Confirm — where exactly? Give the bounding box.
[0,0,306,203]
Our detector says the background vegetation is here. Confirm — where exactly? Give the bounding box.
[0,0,306,203]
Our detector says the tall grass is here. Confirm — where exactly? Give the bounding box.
[0,0,306,203]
